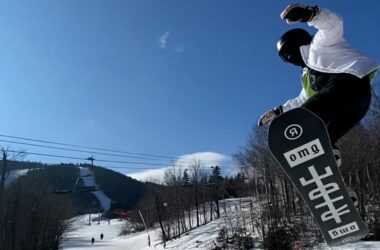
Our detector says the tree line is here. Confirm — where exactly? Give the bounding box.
[128,87,380,249]
[233,89,380,249]
[127,163,229,247]
[0,151,75,250]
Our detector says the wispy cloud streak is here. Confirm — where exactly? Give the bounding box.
[158,32,170,49]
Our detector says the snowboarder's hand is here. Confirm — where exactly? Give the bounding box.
[257,106,283,126]
[280,3,319,24]
[258,110,276,126]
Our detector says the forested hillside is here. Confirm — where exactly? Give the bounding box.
[0,160,154,249]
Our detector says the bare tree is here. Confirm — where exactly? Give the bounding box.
[164,166,185,236]
[0,169,75,250]
[0,149,9,192]
[0,148,27,193]
[188,160,206,227]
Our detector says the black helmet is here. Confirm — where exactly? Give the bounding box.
[277,28,312,66]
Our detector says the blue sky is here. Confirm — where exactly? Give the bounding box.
[0,1,379,179]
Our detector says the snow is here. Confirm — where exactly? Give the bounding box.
[317,241,380,250]
[61,198,380,250]
[61,214,126,249]
[3,169,28,187]
[79,167,111,211]
[61,198,251,250]
[61,214,223,250]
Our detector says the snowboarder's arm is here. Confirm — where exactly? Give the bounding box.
[282,89,308,112]
[308,8,344,47]
[281,3,344,47]
[280,4,319,24]
[257,106,283,126]
[258,89,308,126]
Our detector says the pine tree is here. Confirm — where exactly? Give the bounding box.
[182,169,192,187]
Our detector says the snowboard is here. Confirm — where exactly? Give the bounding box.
[268,108,368,247]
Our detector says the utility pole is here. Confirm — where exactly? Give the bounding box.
[87,155,95,166]
[139,210,151,247]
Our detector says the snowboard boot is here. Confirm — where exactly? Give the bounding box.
[361,231,375,241]
[332,146,342,168]
[347,187,359,207]
[333,146,358,207]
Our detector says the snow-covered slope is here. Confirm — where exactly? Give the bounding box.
[3,169,28,187]
[79,167,111,211]
[61,214,126,249]
[61,214,225,250]
[61,198,380,250]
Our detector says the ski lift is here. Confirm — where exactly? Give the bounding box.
[74,176,100,193]
[53,174,100,194]
[75,184,100,193]
[53,177,73,194]
[53,188,73,194]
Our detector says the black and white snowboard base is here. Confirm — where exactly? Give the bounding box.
[268,108,368,247]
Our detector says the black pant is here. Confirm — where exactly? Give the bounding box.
[302,72,371,145]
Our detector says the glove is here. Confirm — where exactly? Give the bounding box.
[280,3,320,24]
[257,106,283,126]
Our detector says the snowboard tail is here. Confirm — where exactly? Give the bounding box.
[268,108,368,247]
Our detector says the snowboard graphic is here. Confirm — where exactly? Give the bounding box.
[268,108,368,246]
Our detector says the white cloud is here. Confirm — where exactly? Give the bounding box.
[174,44,184,53]
[126,151,237,183]
[158,32,170,49]
[175,152,230,168]
[128,167,170,184]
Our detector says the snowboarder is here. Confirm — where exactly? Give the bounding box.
[100,233,104,240]
[91,237,95,245]
[258,3,379,204]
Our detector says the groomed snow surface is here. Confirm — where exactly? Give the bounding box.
[61,213,226,250]
[79,167,111,211]
[61,198,380,250]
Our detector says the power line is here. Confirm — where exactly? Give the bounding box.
[5,149,223,171]
[5,149,166,169]
[6,149,85,162]
[0,139,173,162]
[0,134,234,165]
[0,134,177,160]
[6,149,169,167]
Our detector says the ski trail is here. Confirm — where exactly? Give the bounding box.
[79,167,111,211]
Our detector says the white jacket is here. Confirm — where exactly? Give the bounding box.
[282,8,379,112]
